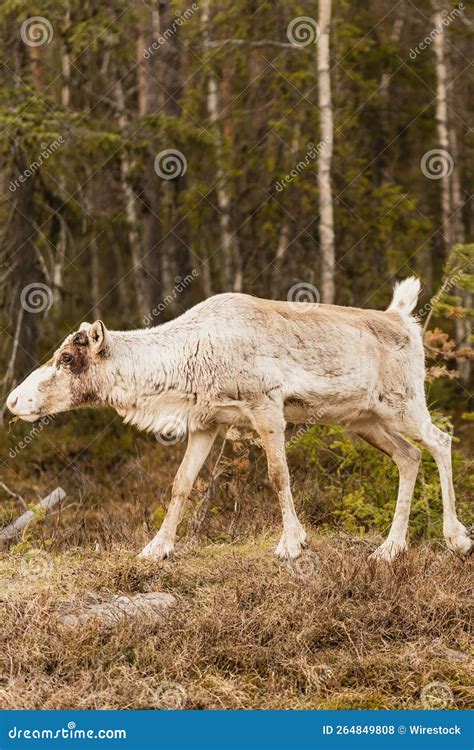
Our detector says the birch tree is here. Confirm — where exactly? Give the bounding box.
[432,2,471,384]
[317,0,335,303]
[202,0,242,292]
[431,5,452,251]
[115,80,149,321]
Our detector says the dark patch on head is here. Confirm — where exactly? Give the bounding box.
[61,345,90,376]
[56,331,95,376]
[72,331,89,347]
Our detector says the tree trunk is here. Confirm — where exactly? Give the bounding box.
[431,6,452,250]
[317,0,335,303]
[2,145,42,393]
[136,26,149,116]
[53,5,71,313]
[202,0,241,292]
[448,97,471,384]
[115,80,149,321]
[140,1,186,319]
[432,5,470,383]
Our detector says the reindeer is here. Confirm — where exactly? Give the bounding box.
[6,278,472,562]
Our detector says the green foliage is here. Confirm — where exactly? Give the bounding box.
[288,424,473,540]
[431,244,474,321]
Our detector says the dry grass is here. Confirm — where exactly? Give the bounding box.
[1,534,473,710]
[1,415,473,709]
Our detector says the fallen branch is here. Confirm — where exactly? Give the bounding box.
[0,487,66,547]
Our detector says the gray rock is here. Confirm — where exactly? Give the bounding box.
[58,592,176,627]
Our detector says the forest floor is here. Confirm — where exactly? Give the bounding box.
[0,411,473,710]
[1,534,473,710]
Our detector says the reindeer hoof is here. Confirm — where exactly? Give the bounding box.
[445,525,473,557]
[138,537,175,560]
[370,540,407,563]
[275,526,307,560]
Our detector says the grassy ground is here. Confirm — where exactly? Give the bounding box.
[0,413,473,710]
[1,535,473,710]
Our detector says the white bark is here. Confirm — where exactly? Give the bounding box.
[202,0,242,292]
[432,5,470,383]
[53,5,71,311]
[0,487,65,546]
[448,90,471,384]
[317,0,335,303]
[432,8,452,248]
[61,5,71,108]
[115,81,148,320]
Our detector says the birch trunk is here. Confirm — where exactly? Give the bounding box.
[202,0,241,292]
[448,96,471,384]
[317,0,335,303]
[431,7,452,249]
[53,5,71,312]
[432,5,470,383]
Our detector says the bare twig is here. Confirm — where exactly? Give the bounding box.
[0,480,27,510]
[1,305,24,394]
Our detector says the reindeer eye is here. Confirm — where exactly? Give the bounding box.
[60,353,74,365]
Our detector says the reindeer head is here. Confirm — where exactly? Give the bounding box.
[6,321,109,422]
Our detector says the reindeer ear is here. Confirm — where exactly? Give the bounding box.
[88,320,109,354]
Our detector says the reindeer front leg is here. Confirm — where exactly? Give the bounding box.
[139,427,218,559]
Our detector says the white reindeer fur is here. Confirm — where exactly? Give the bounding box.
[7,279,472,563]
